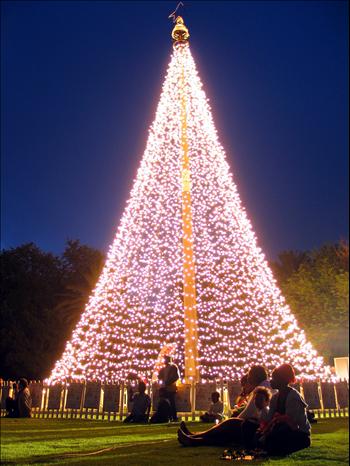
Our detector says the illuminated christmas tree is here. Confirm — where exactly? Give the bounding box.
[49,16,329,384]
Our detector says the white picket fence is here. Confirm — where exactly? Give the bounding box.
[1,380,348,421]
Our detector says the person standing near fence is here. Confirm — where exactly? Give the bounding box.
[158,355,180,422]
[5,381,19,417]
[6,378,32,418]
[17,378,32,417]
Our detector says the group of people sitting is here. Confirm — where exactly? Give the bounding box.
[5,378,32,418]
[123,359,312,458]
[124,382,175,424]
[124,355,181,424]
[178,363,312,457]
[4,361,313,457]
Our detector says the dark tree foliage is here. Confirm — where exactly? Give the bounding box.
[270,250,308,283]
[56,240,104,335]
[271,242,349,364]
[0,244,64,379]
[0,241,104,380]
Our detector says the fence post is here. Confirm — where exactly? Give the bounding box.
[190,380,195,420]
[119,382,125,421]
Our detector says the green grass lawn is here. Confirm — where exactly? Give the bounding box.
[1,418,348,465]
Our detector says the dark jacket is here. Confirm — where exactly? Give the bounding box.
[150,398,171,423]
[17,387,32,417]
[158,363,180,392]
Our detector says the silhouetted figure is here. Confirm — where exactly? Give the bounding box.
[200,391,224,423]
[158,355,180,421]
[5,382,19,417]
[17,378,32,417]
[259,364,311,456]
[124,381,151,423]
[177,365,270,446]
[6,379,32,418]
[231,373,253,417]
[150,387,171,423]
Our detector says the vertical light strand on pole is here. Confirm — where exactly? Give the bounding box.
[180,61,200,383]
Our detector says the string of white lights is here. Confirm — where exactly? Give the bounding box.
[48,42,330,384]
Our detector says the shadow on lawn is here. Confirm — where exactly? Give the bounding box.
[2,439,174,465]
[1,419,348,465]
[0,445,294,466]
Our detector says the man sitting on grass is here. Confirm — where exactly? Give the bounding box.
[124,381,151,423]
[200,391,224,423]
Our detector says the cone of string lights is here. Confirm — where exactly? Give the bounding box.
[48,16,330,385]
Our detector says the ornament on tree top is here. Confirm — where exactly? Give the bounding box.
[172,16,190,43]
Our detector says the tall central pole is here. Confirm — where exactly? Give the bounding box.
[172,16,200,383]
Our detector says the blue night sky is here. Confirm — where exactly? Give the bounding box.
[1,1,348,259]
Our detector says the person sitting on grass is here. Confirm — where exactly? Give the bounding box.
[241,386,271,449]
[149,387,171,424]
[200,391,224,423]
[124,381,151,423]
[231,373,253,417]
[177,365,270,447]
[237,366,272,421]
[258,363,311,456]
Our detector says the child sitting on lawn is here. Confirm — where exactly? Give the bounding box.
[241,386,271,448]
[124,381,151,423]
[200,391,224,423]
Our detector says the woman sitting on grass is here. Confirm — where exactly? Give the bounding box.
[258,363,311,456]
[177,365,270,446]
[231,373,253,417]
